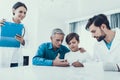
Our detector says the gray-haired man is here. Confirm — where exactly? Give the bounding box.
[32,28,70,66]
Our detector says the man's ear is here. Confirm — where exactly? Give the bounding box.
[101,24,106,30]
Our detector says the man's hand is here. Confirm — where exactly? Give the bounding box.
[53,53,69,67]
[72,61,84,67]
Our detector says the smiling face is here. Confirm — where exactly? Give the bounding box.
[67,37,79,52]
[89,23,106,42]
[13,6,27,23]
[51,33,64,50]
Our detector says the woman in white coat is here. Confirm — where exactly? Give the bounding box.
[0,2,28,68]
[85,14,120,72]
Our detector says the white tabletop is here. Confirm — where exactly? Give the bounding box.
[0,62,120,80]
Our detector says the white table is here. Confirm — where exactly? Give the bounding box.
[0,62,120,80]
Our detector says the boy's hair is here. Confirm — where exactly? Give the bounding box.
[66,33,79,44]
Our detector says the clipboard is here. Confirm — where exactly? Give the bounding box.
[0,21,24,47]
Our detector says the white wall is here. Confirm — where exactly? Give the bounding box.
[36,0,120,56]
[37,0,79,44]
[37,0,120,44]
[71,0,120,21]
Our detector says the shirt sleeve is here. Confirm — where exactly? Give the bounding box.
[64,52,69,60]
[93,43,101,62]
[64,52,75,65]
[32,43,53,66]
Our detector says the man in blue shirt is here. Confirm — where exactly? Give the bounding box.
[32,28,70,66]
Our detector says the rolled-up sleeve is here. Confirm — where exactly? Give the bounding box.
[32,43,53,66]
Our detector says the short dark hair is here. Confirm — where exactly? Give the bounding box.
[66,33,79,44]
[85,14,111,30]
[13,2,27,10]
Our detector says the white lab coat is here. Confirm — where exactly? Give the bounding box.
[65,50,92,65]
[0,19,28,68]
[93,28,120,71]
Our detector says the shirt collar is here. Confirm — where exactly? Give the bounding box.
[48,43,53,49]
[48,43,63,51]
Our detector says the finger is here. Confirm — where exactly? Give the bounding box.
[60,59,65,62]
[64,59,67,62]
[55,53,60,60]
[16,34,21,38]
[0,24,3,26]
[0,19,5,26]
[57,53,60,58]
[0,19,5,23]
[2,18,6,22]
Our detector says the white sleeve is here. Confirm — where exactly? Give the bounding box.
[84,52,94,62]
[64,53,69,60]
[64,52,73,65]
[93,44,101,62]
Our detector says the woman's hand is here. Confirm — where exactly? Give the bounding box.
[15,34,25,46]
[0,19,5,26]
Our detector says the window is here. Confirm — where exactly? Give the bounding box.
[69,20,96,56]
[69,13,120,56]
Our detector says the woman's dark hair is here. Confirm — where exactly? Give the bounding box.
[85,14,111,30]
[66,33,79,44]
[13,2,27,10]
[12,2,27,15]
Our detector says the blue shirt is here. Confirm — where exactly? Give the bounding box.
[104,40,113,50]
[32,42,70,66]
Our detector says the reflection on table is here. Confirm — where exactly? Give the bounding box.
[0,62,119,80]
